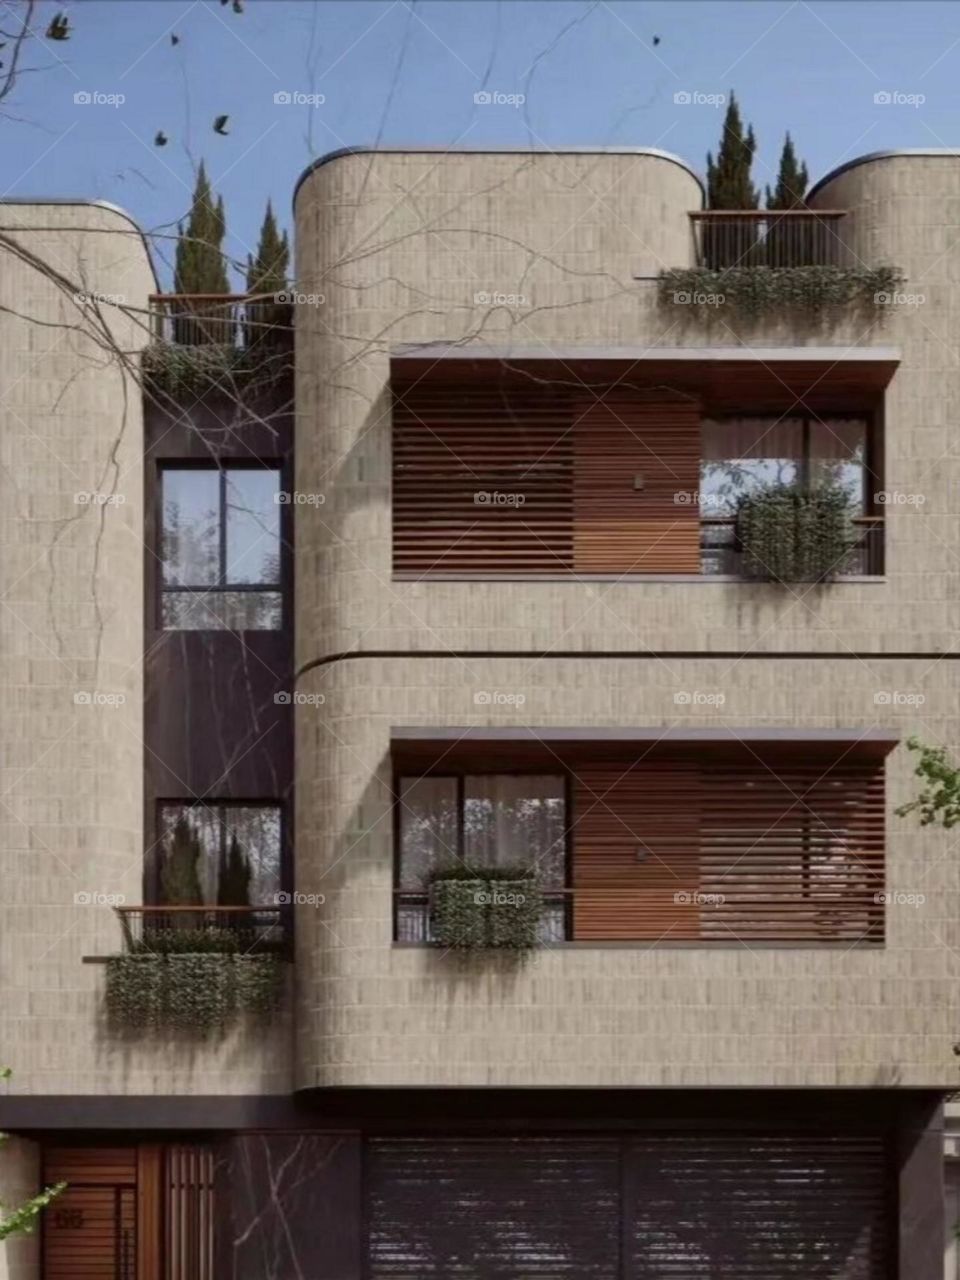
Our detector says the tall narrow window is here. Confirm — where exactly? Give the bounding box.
[160,465,282,629]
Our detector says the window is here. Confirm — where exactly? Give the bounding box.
[153,802,283,906]
[395,775,568,941]
[160,465,282,629]
[700,415,876,574]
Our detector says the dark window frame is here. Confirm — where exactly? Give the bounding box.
[393,770,573,942]
[150,798,288,907]
[156,459,285,629]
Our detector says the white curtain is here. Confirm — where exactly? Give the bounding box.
[463,775,565,885]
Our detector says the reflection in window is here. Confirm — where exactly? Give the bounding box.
[160,465,282,629]
[154,802,282,905]
[396,775,567,942]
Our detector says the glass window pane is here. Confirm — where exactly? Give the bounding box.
[808,418,867,510]
[161,590,282,630]
[398,777,459,889]
[162,470,220,586]
[226,469,281,585]
[463,775,566,886]
[157,804,220,905]
[221,806,281,903]
[700,417,804,516]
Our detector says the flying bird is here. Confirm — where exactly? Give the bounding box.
[213,115,229,136]
[171,33,180,45]
[154,130,168,147]
[652,35,661,45]
[46,12,71,41]
[233,0,244,11]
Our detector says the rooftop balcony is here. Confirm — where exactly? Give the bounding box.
[690,209,849,270]
[144,292,292,394]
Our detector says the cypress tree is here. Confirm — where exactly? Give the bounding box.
[217,832,252,908]
[766,133,809,209]
[172,161,230,343]
[706,92,759,209]
[244,201,290,349]
[160,814,205,907]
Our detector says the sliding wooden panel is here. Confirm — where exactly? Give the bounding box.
[165,1144,215,1280]
[699,763,885,942]
[573,764,702,939]
[572,758,885,942]
[573,399,701,573]
[137,1146,162,1280]
[392,381,574,573]
[42,1148,137,1280]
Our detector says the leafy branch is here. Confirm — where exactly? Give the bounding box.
[0,1068,65,1241]
[896,737,960,828]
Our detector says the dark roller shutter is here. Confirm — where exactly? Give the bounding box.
[627,1132,889,1280]
[367,1136,620,1278]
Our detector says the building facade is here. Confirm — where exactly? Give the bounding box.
[1,149,959,1278]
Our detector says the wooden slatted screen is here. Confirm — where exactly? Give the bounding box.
[392,382,702,575]
[572,759,884,942]
[392,382,574,573]
[368,1133,889,1280]
[573,399,701,573]
[42,1148,137,1280]
[628,1132,888,1279]
[165,1145,215,1280]
[367,1137,621,1278]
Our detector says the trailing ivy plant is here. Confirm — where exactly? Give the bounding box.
[896,737,960,828]
[736,481,855,583]
[658,264,904,317]
[142,339,289,398]
[429,865,542,952]
[105,952,284,1034]
[0,1068,65,1241]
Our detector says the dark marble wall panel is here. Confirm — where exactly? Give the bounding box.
[214,1132,362,1280]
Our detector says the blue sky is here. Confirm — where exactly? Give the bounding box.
[3,0,959,286]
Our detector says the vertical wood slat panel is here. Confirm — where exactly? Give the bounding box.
[573,399,702,573]
[165,1144,215,1280]
[572,758,885,942]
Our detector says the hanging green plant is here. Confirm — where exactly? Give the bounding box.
[657,264,904,317]
[428,866,542,952]
[142,339,289,398]
[736,481,855,583]
[105,952,284,1034]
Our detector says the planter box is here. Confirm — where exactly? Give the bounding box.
[488,879,542,950]
[429,878,488,948]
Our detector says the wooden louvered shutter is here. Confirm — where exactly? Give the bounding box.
[367,1137,620,1278]
[699,763,885,941]
[392,382,574,573]
[42,1148,138,1280]
[573,763,701,940]
[573,399,701,573]
[627,1132,889,1279]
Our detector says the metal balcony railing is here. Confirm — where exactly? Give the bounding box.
[701,515,884,577]
[116,905,290,956]
[395,890,568,944]
[690,210,849,270]
[148,293,292,348]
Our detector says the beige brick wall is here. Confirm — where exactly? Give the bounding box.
[0,203,291,1096]
[291,150,960,1089]
[0,1137,40,1280]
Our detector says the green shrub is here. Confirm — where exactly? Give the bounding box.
[105,955,164,1029]
[428,867,542,951]
[658,264,904,317]
[488,877,543,950]
[736,482,854,583]
[105,953,284,1034]
[429,876,488,949]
